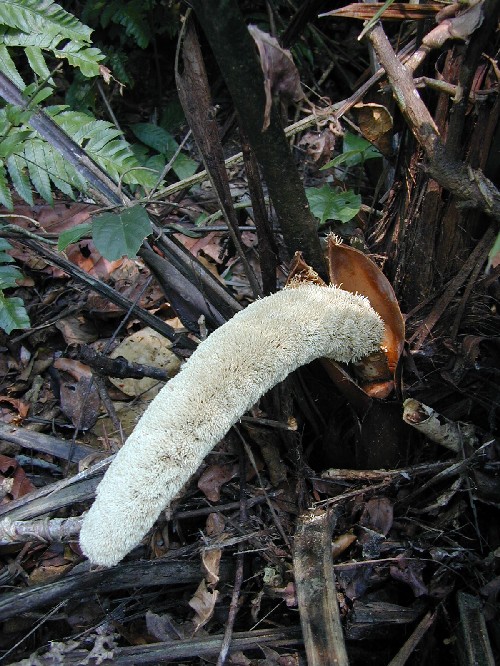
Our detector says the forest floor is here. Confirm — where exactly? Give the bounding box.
[0,3,499,665]
[0,185,498,666]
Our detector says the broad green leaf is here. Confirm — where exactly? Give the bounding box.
[92,205,152,260]
[130,123,177,155]
[160,100,186,132]
[321,150,368,170]
[130,122,197,180]
[343,132,380,157]
[306,185,361,225]
[171,152,198,180]
[0,238,13,251]
[0,234,15,262]
[0,292,30,334]
[0,264,23,289]
[322,132,380,170]
[58,222,92,251]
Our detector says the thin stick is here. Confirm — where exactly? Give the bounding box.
[216,443,248,665]
[387,610,436,666]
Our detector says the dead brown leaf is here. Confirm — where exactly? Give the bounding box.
[197,462,239,502]
[205,512,226,536]
[390,558,428,597]
[359,497,394,536]
[327,236,405,392]
[188,579,219,631]
[248,25,304,130]
[202,548,222,587]
[0,454,35,501]
[332,533,357,559]
[57,374,101,430]
[299,129,337,166]
[354,103,393,156]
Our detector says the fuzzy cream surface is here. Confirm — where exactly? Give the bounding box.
[80,284,384,566]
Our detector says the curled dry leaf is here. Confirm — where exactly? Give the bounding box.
[188,578,219,632]
[354,103,393,156]
[0,454,35,500]
[205,511,226,536]
[299,129,337,166]
[286,251,327,287]
[434,0,484,44]
[327,236,404,396]
[197,462,239,502]
[202,548,222,587]
[248,24,304,131]
[320,3,443,21]
[53,359,100,430]
[287,238,404,399]
[359,497,394,536]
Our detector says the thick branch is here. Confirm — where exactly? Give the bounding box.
[190,0,327,276]
[366,24,500,223]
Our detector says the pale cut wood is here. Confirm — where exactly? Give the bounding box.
[0,422,95,462]
[293,510,349,666]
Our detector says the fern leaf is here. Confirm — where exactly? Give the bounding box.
[0,44,25,88]
[0,27,61,49]
[25,45,52,81]
[113,3,151,49]
[0,238,16,264]
[0,129,32,159]
[0,292,30,334]
[0,0,93,44]
[56,41,105,78]
[0,160,13,210]
[79,120,123,151]
[23,139,53,204]
[0,264,23,289]
[7,154,33,205]
[44,144,85,197]
[51,110,158,188]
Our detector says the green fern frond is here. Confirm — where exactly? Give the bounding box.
[7,153,34,205]
[55,41,104,77]
[113,3,152,49]
[0,160,13,209]
[0,44,25,87]
[25,46,52,82]
[0,0,105,80]
[51,110,157,187]
[0,0,93,44]
[0,104,158,208]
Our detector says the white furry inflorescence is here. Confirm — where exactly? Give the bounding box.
[80,284,384,566]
